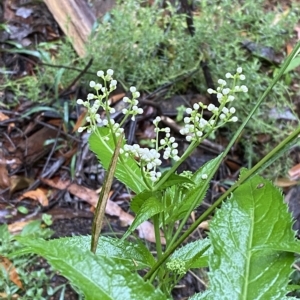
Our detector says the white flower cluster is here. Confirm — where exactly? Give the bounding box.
[153,117,180,161]
[180,67,248,142]
[121,116,181,182]
[123,144,162,182]
[76,70,143,137]
[122,86,144,121]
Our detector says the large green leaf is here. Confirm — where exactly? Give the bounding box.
[16,237,166,300]
[191,174,298,300]
[89,127,147,193]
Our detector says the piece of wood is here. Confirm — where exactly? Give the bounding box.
[43,0,96,57]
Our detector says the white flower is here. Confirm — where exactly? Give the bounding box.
[78,127,84,133]
[219,114,226,120]
[225,72,232,78]
[217,79,226,85]
[239,74,245,80]
[184,117,190,124]
[77,99,84,105]
[229,107,236,114]
[123,97,130,103]
[193,103,200,110]
[231,116,238,122]
[110,108,116,114]
[207,88,215,94]
[236,67,242,74]
[228,95,235,101]
[89,81,96,88]
[186,108,193,114]
[207,104,216,111]
[154,116,161,124]
[222,107,229,114]
[222,88,230,95]
[137,108,143,114]
[107,69,114,76]
[110,80,117,87]
[240,85,248,93]
[130,86,136,93]
[135,92,140,98]
[201,174,208,180]
[217,93,223,99]
[87,93,94,100]
[186,136,192,142]
[95,83,102,90]
[97,70,104,77]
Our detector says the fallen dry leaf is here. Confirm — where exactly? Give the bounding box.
[0,256,23,289]
[8,220,33,234]
[275,177,298,188]
[0,164,10,189]
[288,163,300,181]
[19,188,49,206]
[41,177,165,244]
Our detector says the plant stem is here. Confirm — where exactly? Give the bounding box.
[144,41,300,281]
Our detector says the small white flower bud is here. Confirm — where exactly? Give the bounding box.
[186,136,192,142]
[186,108,193,114]
[137,108,143,114]
[231,116,238,122]
[237,67,242,74]
[228,95,235,101]
[239,74,245,80]
[110,108,116,114]
[207,88,215,94]
[95,83,102,90]
[130,86,136,93]
[222,88,230,95]
[87,93,95,100]
[201,174,208,180]
[222,107,229,114]
[219,114,226,120]
[110,80,117,86]
[193,103,200,110]
[225,73,232,78]
[229,107,236,114]
[123,97,130,103]
[240,85,248,93]
[107,69,114,76]
[97,70,104,77]
[207,104,216,111]
[184,117,190,124]
[89,81,96,88]
[78,127,84,132]
[77,99,84,105]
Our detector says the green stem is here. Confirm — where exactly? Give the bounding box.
[144,41,300,281]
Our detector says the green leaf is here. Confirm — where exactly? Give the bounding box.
[89,127,147,193]
[130,191,162,213]
[170,239,211,269]
[157,173,194,190]
[199,174,297,299]
[16,237,167,300]
[122,196,164,241]
[166,155,222,223]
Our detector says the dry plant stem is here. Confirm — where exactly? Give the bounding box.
[144,41,300,281]
[91,134,123,253]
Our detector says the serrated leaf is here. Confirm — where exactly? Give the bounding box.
[158,173,195,190]
[89,127,147,193]
[122,197,164,241]
[166,155,222,223]
[130,191,162,214]
[203,174,297,299]
[16,237,166,300]
[170,238,211,269]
